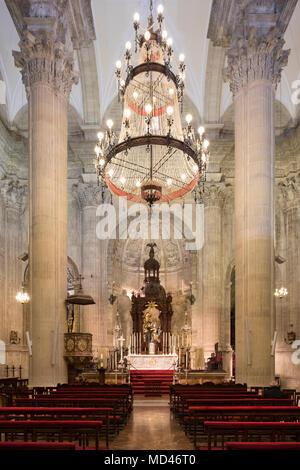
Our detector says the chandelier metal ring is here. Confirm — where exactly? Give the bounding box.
[124,62,178,92]
[104,135,198,166]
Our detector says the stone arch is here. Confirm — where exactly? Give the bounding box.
[12,103,83,137]
[22,257,81,338]
[106,205,199,342]
[221,99,293,136]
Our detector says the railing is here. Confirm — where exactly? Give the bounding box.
[4,365,23,379]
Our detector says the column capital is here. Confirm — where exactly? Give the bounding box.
[72,182,107,209]
[13,26,79,99]
[0,178,27,211]
[202,182,231,207]
[223,27,290,96]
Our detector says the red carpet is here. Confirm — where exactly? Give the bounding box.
[130,370,173,396]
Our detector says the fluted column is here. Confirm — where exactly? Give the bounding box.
[13,9,78,386]
[201,183,225,360]
[73,182,103,352]
[224,28,290,386]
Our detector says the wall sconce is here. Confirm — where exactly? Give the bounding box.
[16,284,30,304]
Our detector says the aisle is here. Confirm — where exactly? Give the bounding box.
[110,397,194,450]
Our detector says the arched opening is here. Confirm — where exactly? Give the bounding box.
[230,266,235,350]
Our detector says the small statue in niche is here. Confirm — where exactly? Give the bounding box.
[9,330,20,344]
[66,303,74,333]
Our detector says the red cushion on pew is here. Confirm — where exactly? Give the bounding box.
[189,406,299,411]
[0,442,76,451]
[204,421,300,431]
[0,407,114,413]
[0,420,103,428]
[226,442,300,451]
[75,446,107,451]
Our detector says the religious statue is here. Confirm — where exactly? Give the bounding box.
[9,330,20,344]
[66,303,74,333]
[143,302,161,352]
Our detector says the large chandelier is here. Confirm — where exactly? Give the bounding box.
[94,1,209,207]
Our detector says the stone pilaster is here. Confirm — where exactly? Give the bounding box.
[13,3,78,386]
[72,182,104,352]
[224,27,290,386]
[277,176,300,338]
[220,184,234,379]
[274,175,300,388]
[0,179,27,344]
[201,182,226,360]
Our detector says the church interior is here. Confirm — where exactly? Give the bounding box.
[1,0,300,453]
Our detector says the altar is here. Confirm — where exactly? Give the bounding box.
[127,354,178,370]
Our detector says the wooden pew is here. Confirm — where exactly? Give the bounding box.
[187,406,300,448]
[169,384,247,407]
[172,393,260,416]
[175,397,293,423]
[226,442,300,451]
[0,441,76,450]
[203,421,300,450]
[0,406,118,448]
[46,391,132,414]
[0,420,103,450]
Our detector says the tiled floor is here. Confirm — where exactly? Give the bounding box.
[110,397,194,450]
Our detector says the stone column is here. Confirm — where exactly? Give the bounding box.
[73,182,104,352]
[201,183,225,361]
[13,12,78,386]
[224,28,290,386]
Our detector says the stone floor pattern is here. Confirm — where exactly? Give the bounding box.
[110,398,194,450]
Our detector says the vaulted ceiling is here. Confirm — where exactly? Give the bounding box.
[0,0,300,138]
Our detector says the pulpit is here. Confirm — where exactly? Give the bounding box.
[130,243,173,354]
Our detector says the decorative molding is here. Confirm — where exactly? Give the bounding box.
[276,173,300,211]
[207,0,297,46]
[223,27,290,95]
[5,0,96,48]
[0,178,27,210]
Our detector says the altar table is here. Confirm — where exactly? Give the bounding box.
[126,354,178,370]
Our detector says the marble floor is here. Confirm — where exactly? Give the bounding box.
[110,397,194,450]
